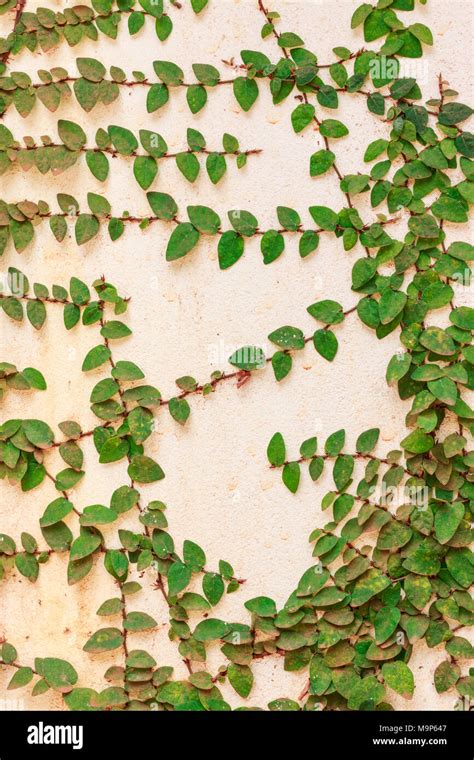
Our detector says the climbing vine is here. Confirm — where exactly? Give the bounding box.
[0,0,473,713]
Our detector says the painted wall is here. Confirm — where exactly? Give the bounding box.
[0,0,472,710]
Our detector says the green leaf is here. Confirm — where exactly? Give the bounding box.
[79,504,117,526]
[86,149,109,181]
[282,462,300,493]
[325,429,345,456]
[377,522,412,551]
[313,329,338,362]
[351,569,390,606]
[261,230,284,264]
[75,214,99,245]
[404,575,432,611]
[379,289,407,324]
[228,210,258,236]
[309,206,338,231]
[42,658,78,693]
[176,152,200,182]
[408,214,439,238]
[147,192,178,220]
[77,57,106,82]
[245,596,276,617]
[267,432,285,467]
[8,666,34,690]
[206,153,226,184]
[183,539,206,570]
[202,572,225,605]
[191,0,208,13]
[434,502,464,544]
[187,205,220,234]
[268,326,305,350]
[26,300,46,330]
[403,542,440,576]
[22,419,54,448]
[166,224,200,261]
[310,149,336,176]
[450,306,474,330]
[419,327,456,356]
[364,138,388,162]
[291,103,315,133]
[22,368,46,390]
[112,361,144,381]
[299,230,319,258]
[228,346,265,371]
[368,92,385,115]
[57,118,87,154]
[218,231,245,270]
[153,60,184,86]
[438,102,473,126]
[307,299,344,325]
[108,125,138,156]
[123,611,157,631]
[319,119,348,138]
[56,467,85,491]
[375,607,401,644]
[233,77,258,111]
[446,549,474,588]
[192,63,220,86]
[133,156,158,190]
[351,3,372,28]
[138,0,163,17]
[40,498,73,527]
[268,699,300,711]
[82,345,111,371]
[278,32,304,48]
[434,660,461,693]
[168,397,190,426]
[356,428,379,454]
[11,220,34,252]
[100,321,132,340]
[147,83,169,113]
[69,277,90,306]
[228,664,253,698]
[382,661,414,698]
[83,628,123,653]
[432,194,468,223]
[128,455,164,484]
[194,618,229,641]
[446,637,474,660]
[276,206,300,231]
[333,455,354,490]
[309,656,332,695]
[70,531,101,561]
[155,15,172,41]
[386,352,411,385]
[401,429,433,454]
[15,553,39,581]
[63,303,80,330]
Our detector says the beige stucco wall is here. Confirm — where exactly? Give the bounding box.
[0,0,472,710]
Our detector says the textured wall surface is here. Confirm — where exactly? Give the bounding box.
[0,0,472,710]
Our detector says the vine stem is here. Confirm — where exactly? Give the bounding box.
[120,586,129,660]
[270,450,411,475]
[254,0,382,261]
[0,0,27,65]
[257,0,289,59]
[7,143,262,161]
[0,208,402,240]
[96,288,197,675]
[29,75,240,90]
